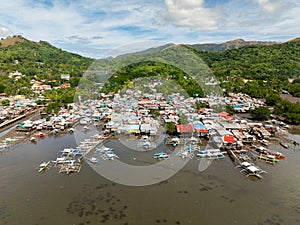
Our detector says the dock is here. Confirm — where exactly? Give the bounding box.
[0,108,42,133]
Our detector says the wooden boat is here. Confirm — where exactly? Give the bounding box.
[257,154,279,163]
[176,147,195,159]
[86,157,99,164]
[34,132,47,138]
[259,139,269,146]
[236,161,267,179]
[30,136,37,142]
[197,149,226,159]
[153,152,169,160]
[96,147,119,160]
[37,161,51,173]
[266,151,285,159]
[60,148,83,157]
[0,144,10,149]
[52,157,76,165]
[104,150,119,160]
[279,142,288,149]
[256,146,285,159]
[3,138,18,143]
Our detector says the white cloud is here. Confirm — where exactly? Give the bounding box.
[252,0,284,14]
[0,0,299,58]
[0,27,13,37]
[163,0,221,31]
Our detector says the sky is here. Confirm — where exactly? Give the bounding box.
[0,0,299,58]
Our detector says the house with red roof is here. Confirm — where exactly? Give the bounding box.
[176,124,194,134]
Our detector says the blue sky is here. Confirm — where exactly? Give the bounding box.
[0,0,299,58]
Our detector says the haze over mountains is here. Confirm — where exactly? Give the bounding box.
[113,38,281,58]
[0,35,288,58]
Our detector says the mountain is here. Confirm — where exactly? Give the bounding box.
[114,43,174,59]
[0,35,94,95]
[112,38,280,57]
[0,35,35,47]
[0,35,299,123]
[287,37,300,43]
[190,39,278,52]
[0,35,93,78]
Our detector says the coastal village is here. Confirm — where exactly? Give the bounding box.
[0,86,296,179]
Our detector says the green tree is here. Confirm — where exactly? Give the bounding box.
[178,114,189,124]
[150,109,160,118]
[0,83,6,93]
[266,93,281,106]
[251,107,271,120]
[226,105,235,115]
[165,122,176,134]
[1,99,10,106]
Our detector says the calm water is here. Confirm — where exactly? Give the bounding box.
[0,131,300,225]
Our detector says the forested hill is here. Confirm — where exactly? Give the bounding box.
[0,36,93,81]
[190,39,278,52]
[1,35,299,99]
[191,38,300,98]
[0,35,299,123]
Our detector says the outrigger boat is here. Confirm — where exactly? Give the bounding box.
[96,147,119,160]
[236,162,267,179]
[37,161,51,173]
[85,157,99,164]
[177,150,194,159]
[0,144,10,149]
[255,146,285,159]
[257,154,279,163]
[52,157,76,165]
[153,152,170,160]
[60,148,83,157]
[268,151,285,159]
[3,137,18,143]
[104,150,119,160]
[197,149,226,159]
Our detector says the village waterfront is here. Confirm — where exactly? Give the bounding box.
[0,92,300,225]
[0,130,299,225]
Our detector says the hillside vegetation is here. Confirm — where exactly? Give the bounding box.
[0,35,93,95]
[0,35,299,123]
[193,40,300,98]
[191,38,277,52]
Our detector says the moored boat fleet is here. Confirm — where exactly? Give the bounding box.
[36,136,107,174]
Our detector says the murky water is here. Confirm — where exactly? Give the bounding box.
[0,131,299,225]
